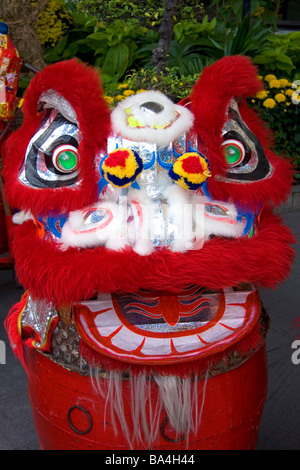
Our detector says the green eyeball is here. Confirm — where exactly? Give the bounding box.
[222,139,245,166]
[53,145,78,173]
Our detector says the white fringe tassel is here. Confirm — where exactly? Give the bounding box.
[89,367,209,449]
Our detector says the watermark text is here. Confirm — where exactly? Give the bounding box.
[0,340,6,365]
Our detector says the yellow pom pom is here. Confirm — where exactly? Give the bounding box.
[170,153,211,190]
[101,148,143,187]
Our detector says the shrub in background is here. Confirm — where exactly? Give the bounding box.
[250,74,300,179]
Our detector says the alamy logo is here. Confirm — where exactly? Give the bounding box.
[291,340,300,365]
[0,340,6,365]
[292,80,300,105]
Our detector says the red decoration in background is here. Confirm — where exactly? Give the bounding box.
[0,23,22,123]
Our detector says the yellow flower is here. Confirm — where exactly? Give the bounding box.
[115,94,126,101]
[269,79,281,88]
[118,84,129,90]
[275,93,286,103]
[104,96,114,104]
[36,0,73,47]
[263,98,276,109]
[279,78,289,87]
[265,74,277,82]
[256,90,268,99]
[285,89,294,96]
[123,89,135,97]
[136,89,147,93]
[257,75,263,80]
[253,6,264,16]
[286,102,291,106]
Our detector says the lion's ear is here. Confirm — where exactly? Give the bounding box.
[188,55,293,208]
[3,59,111,216]
[190,55,262,160]
[191,55,262,120]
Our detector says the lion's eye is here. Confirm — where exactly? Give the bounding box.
[222,139,245,167]
[53,145,78,173]
[18,111,80,189]
[220,99,272,182]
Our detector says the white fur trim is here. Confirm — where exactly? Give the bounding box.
[60,202,129,251]
[111,91,194,146]
[12,210,34,225]
[59,189,245,253]
[191,195,245,240]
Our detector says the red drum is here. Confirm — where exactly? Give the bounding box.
[27,340,267,450]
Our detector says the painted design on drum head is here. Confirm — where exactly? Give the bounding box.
[73,285,261,365]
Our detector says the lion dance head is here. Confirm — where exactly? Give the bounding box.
[3,56,295,448]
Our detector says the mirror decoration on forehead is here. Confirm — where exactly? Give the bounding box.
[2,56,295,450]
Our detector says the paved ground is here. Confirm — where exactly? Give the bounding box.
[256,208,300,450]
[0,209,299,450]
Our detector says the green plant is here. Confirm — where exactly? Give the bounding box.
[74,0,207,73]
[205,14,272,58]
[253,31,300,79]
[122,67,198,103]
[43,15,153,84]
[42,11,96,63]
[42,1,280,87]
[210,0,279,26]
[166,40,215,75]
[173,15,217,42]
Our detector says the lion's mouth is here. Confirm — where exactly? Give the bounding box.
[73,284,261,365]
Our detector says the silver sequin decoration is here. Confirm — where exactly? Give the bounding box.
[21,295,59,349]
[39,89,78,125]
[97,132,203,247]
[19,110,80,187]
[98,133,198,247]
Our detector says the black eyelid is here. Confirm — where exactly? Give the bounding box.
[34,113,78,149]
[43,137,78,157]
